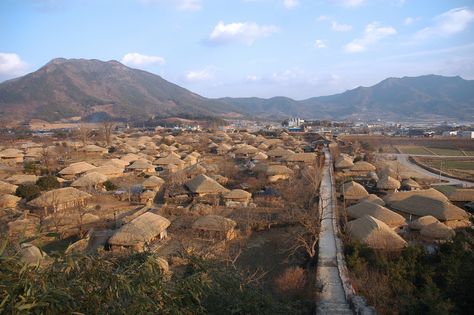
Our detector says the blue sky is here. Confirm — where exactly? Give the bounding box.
[1,0,473,99]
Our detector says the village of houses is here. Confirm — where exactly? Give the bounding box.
[0,124,473,279]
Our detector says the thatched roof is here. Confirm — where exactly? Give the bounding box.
[28,187,91,208]
[217,143,232,152]
[420,221,455,240]
[285,153,316,163]
[377,176,401,190]
[6,174,38,185]
[408,215,439,230]
[104,158,129,168]
[360,194,385,206]
[267,147,294,158]
[0,194,21,208]
[378,166,398,179]
[142,176,165,189]
[185,174,229,194]
[127,159,155,170]
[86,165,123,177]
[192,215,236,232]
[384,188,448,205]
[447,189,474,202]
[234,144,259,155]
[224,189,252,200]
[343,181,369,200]
[155,155,184,166]
[0,180,18,194]
[335,155,354,169]
[401,178,421,189]
[347,201,406,227]
[59,162,96,176]
[184,164,207,177]
[346,215,407,250]
[252,152,268,160]
[120,153,140,163]
[71,172,108,188]
[81,144,108,153]
[351,161,376,172]
[0,148,23,158]
[390,195,469,221]
[266,165,294,176]
[108,212,170,246]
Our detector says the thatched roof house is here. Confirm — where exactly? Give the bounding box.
[420,221,455,240]
[183,164,207,178]
[142,176,165,191]
[216,143,232,155]
[224,189,252,207]
[126,159,155,173]
[266,164,294,182]
[80,144,108,155]
[447,189,474,202]
[360,194,385,206]
[408,215,439,230]
[252,152,268,161]
[347,201,406,227]
[401,178,421,191]
[377,176,401,191]
[285,152,316,164]
[335,155,354,170]
[342,181,369,201]
[71,172,108,189]
[350,161,376,174]
[0,180,18,194]
[86,165,123,178]
[6,174,38,185]
[192,215,237,241]
[121,153,140,163]
[185,174,229,196]
[390,195,469,221]
[108,212,170,251]
[0,148,24,163]
[267,147,295,159]
[346,215,407,250]
[0,194,21,208]
[104,158,130,169]
[28,187,91,213]
[59,162,96,179]
[234,144,259,158]
[384,188,448,205]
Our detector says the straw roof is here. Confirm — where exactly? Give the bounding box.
[86,165,123,177]
[184,164,207,177]
[377,176,401,190]
[234,144,259,155]
[59,162,96,176]
[81,144,108,154]
[120,153,140,163]
[378,166,398,179]
[252,152,268,160]
[390,195,469,221]
[0,148,23,158]
[108,212,170,246]
[28,187,91,208]
[155,155,184,166]
[447,189,474,202]
[335,155,354,169]
[285,153,316,163]
[384,188,448,205]
[6,174,38,185]
[0,180,18,194]
[266,165,294,176]
[351,161,376,172]
[408,215,439,230]
[224,189,252,200]
[185,174,229,194]
[127,159,155,170]
[420,221,455,240]
[192,215,236,232]
[401,178,421,189]
[343,181,369,200]
[142,176,165,189]
[103,158,129,169]
[360,194,385,206]
[71,172,108,188]
[217,143,232,152]
[0,194,21,208]
[347,201,406,227]
[267,147,295,158]
[346,215,407,250]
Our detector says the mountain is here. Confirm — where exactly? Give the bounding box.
[0,58,241,123]
[220,75,474,120]
[0,58,473,123]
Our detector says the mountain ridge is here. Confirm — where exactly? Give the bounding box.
[0,58,473,123]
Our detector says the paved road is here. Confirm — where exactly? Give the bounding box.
[316,148,353,315]
[380,153,474,187]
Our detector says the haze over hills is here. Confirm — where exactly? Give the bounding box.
[0,58,473,123]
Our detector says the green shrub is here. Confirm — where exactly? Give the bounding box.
[104,180,118,191]
[15,183,41,201]
[36,175,60,191]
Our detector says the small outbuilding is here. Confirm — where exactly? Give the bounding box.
[192,215,237,241]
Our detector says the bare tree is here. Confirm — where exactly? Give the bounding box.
[102,122,115,147]
[284,205,320,259]
[77,123,92,146]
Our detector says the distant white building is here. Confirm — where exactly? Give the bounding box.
[459,131,474,139]
[442,131,458,137]
[287,117,304,127]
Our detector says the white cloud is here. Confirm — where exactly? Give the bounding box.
[208,21,279,45]
[121,53,165,67]
[332,21,352,32]
[246,75,259,82]
[345,22,397,53]
[404,16,420,25]
[415,7,474,39]
[140,0,201,11]
[186,67,214,82]
[283,0,299,9]
[0,53,28,80]
[314,39,327,48]
[334,0,366,8]
[317,15,331,21]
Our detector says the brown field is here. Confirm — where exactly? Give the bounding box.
[416,157,474,181]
